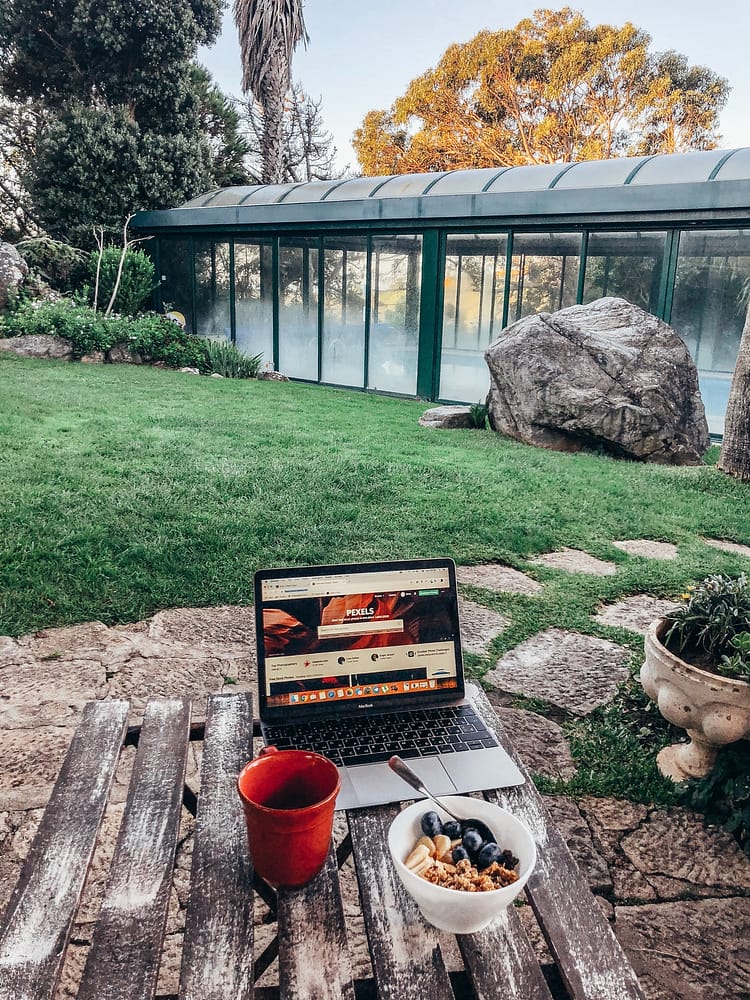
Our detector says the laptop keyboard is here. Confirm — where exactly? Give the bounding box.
[263,704,499,767]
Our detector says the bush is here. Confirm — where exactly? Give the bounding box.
[205,338,263,378]
[88,246,155,315]
[0,300,113,357]
[127,315,210,370]
[679,742,750,857]
[16,236,88,293]
[1,300,212,369]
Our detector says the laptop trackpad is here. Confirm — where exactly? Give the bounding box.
[346,756,456,809]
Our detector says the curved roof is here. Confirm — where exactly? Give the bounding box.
[133,148,750,231]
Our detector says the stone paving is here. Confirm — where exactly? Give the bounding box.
[2,551,750,999]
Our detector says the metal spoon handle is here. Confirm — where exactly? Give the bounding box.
[388,755,462,824]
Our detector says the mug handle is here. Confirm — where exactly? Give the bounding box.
[258,745,278,758]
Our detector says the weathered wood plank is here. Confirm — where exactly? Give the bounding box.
[469,684,646,1000]
[458,905,554,999]
[76,698,192,1000]
[0,699,129,1000]
[347,806,453,1000]
[277,842,355,1000]
[179,693,255,1000]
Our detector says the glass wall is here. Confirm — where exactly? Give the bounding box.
[234,239,273,365]
[508,233,581,321]
[671,229,750,435]
[439,233,507,402]
[158,238,194,332]
[368,235,422,395]
[322,236,367,387]
[279,237,319,380]
[583,231,667,313]
[194,239,231,339]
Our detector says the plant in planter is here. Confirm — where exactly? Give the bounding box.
[641,573,750,781]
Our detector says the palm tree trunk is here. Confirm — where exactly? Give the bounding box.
[718,299,750,480]
[260,42,286,183]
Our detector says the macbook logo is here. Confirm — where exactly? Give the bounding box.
[357,702,373,709]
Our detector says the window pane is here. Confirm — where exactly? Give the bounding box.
[234,240,273,366]
[368,234,421,395]
[439,233,507,402]
[322,237,366,387]
[279,238,319,380]
[583,231,666,313]
[194,239,230,339]
[671,229,750,435]
[508,232,581,321]
[158,238,193,332]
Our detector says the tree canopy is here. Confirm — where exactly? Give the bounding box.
[352,8,730,175]
[0,0,226,245]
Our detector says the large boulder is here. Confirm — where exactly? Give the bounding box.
[485,297,710,465]
[0,242,28,311]
[0,334,73,360]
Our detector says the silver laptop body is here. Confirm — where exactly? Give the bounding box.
[255,558,524,809]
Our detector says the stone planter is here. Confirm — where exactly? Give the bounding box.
[641,619,750,780]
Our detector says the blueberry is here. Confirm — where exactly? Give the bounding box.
[477,842,503,870]
[462,828,484,858]
[461,819,496,844]
[441,820,461,839]
[452,845,470,864]
[420,811,443,838]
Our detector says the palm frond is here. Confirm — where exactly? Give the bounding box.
[233,0,308,97]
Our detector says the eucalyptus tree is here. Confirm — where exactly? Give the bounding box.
[353,8,728,174]
[233,0,308,183]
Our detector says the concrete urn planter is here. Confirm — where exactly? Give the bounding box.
[641,618,750,781]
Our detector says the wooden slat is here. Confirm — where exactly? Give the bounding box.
[76,698,192,1000]
[179,693,255,1000]
[0,700,129,1000]
[348,806,453,1000]
[277,843,355,1000]
[470,685,646,1000]
[458,906,554,999]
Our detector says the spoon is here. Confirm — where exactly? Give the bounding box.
[388,755,495,843]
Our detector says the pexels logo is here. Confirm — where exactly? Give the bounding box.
[345,607,375,617]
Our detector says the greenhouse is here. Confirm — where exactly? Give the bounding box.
[132,147,750,435]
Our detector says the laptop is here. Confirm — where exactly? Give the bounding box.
[255,557,524,809]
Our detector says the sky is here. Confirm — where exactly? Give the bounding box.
[199,0,750,174]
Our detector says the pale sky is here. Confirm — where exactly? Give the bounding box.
[199,0,750,173]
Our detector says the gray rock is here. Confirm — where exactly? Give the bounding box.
[0,242,28,310]
[485,297,710,465]
[257,370,290,381]
[457,596,509,654]
[486,628,630,714]
[612,540,678,560]
[178,366,200,375]
[80,350,105,364]
[702,537,750,558]
[457,563,542,595]
[107,342,142,364]
[543,794,612,893]
[594,595,680,634]
[490,705,577,780]
[0,334,73,360]
[614,898,750,1000]
[419,405,473,429]
[531,547,617,576]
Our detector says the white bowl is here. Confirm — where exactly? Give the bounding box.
[388,796,536,934]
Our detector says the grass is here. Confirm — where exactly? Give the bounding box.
[2,353,749,812]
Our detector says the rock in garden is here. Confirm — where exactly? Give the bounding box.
[0,334,73,360]
[107,343,142,364]
[419,405,473,429]
[0,241,28,310]
[484,297,709,465]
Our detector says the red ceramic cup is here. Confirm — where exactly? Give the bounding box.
[237,746,341,888]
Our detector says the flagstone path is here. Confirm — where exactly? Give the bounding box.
[2,541,750,997]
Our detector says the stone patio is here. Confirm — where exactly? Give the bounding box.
[2,592,749,999]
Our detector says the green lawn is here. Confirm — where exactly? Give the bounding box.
[2,353,749,814]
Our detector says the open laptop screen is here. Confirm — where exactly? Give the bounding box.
[255,559,463,718]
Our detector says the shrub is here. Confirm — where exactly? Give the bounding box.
[0,300,113,357]
[205,338,263,378]
[468,401,489,429]
[127,314,210,370]
[88,246,155,315]
[679,741,750,857]
[16,235,88,293]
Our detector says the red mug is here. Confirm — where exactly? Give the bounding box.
[237,746,341,888]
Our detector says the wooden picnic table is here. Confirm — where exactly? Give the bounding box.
[0,689,645,1000]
